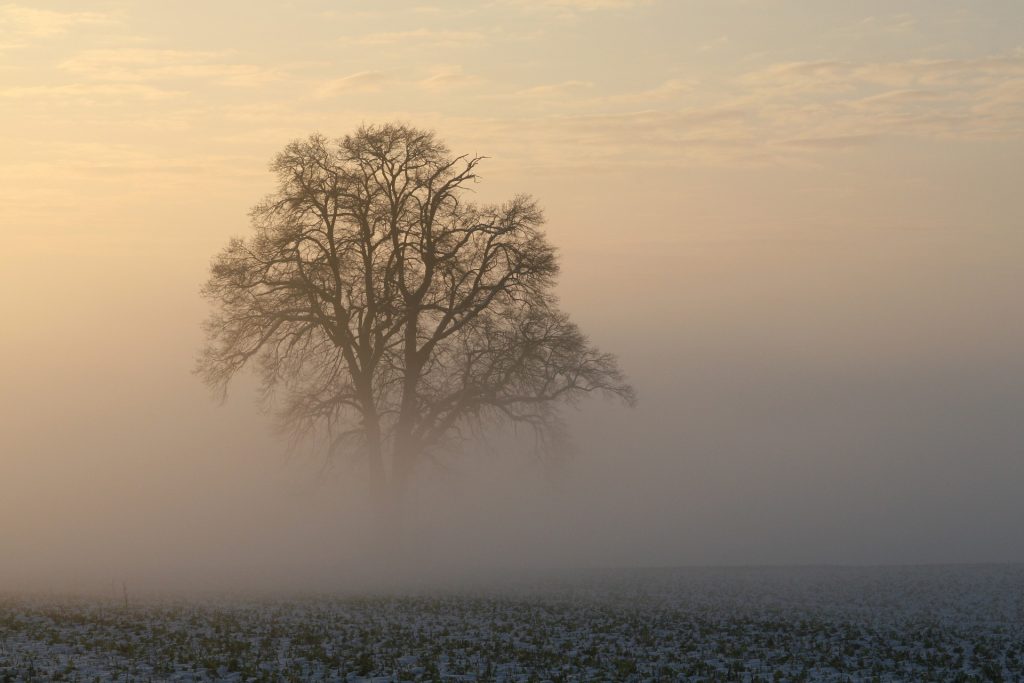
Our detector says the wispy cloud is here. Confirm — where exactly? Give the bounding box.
[514,80,593,98]
[829,13,918,40]
[501,0,651,11]
[417,65,484,91]
[0,83,180,102]
[736,53,1024,141]
[589,78,696,105]
[345,28,487,48]
[60,49,283,87]
[0,3,110,39]
[742,55,1024,93]
[436,106,760,171]
[313,71,396,98]
[426,50,1024,170]
[313,65,484,98]
[697,35,729,53]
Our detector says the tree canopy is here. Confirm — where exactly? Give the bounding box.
[198,123,634,498]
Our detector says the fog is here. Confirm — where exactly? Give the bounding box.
[4,169,1022,595]
[2,1,1024,595]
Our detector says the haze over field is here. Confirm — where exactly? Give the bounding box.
[2,1,1023,593]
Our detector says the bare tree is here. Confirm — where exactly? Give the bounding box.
[198,123,634,501]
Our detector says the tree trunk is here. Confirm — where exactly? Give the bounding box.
[390,433,416,503]
[364,414,386,500]
[357,381,389,511]
[391,315,423,506]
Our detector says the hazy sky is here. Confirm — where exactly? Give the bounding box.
[2,1,1023,591]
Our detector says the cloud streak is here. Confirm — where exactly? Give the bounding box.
[313,71,397,98]
[737,54,1024,142]
[0,3,110,39]
[345,28,487,48]
[0,83,180,102]
[501,0,652,11]
[60,49,283,87]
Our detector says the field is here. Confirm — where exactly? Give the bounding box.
[2,565,1022,682]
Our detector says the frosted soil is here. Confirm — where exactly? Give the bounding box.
[2,565,1022,682]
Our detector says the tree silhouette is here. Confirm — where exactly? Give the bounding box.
[198,123,634,499]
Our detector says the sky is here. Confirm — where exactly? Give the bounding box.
[1,1,1023,592]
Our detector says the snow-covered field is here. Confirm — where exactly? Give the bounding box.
[2,565,1022,682]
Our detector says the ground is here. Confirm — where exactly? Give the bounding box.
[1,565,1022,682]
